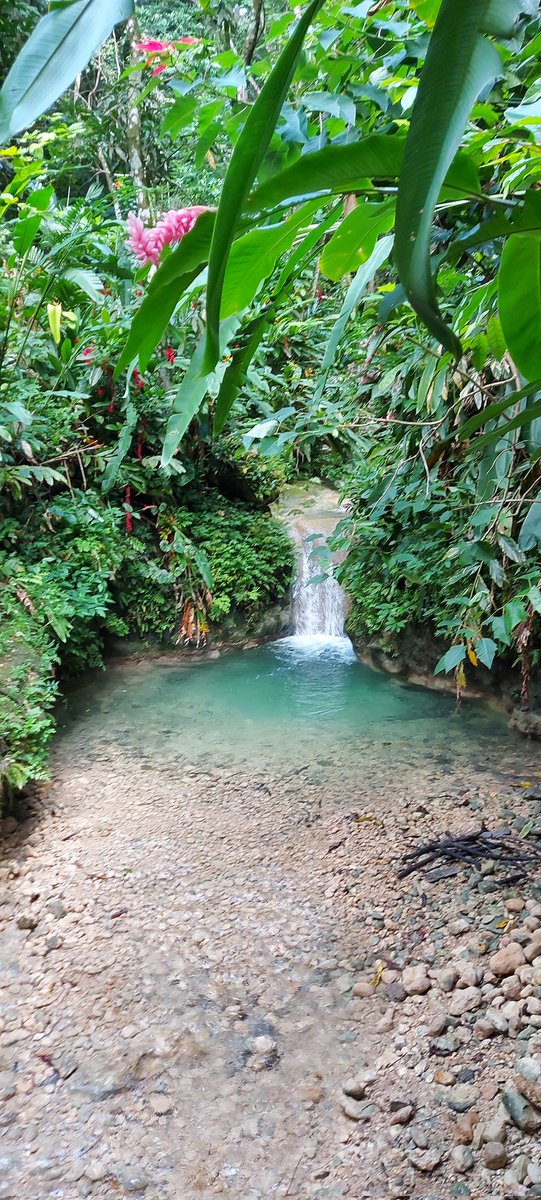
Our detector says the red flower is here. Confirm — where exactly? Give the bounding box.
[152,64,167,76]
[136,39,172,53]
[108,400,115,414]
[124,485,133,533]
[97,387,105,397]
[178,37,199,44]
[165,347,175,364]
[82,346,93,359]
[133,369,145,389]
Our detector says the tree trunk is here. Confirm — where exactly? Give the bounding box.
[125,18,149,220]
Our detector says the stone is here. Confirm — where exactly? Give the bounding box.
[116,1169,148,1192]
[386,981,407,1003]
[389,1103,414,1125]
[408,1147,444,1173]
[528,1164,541,1185]
[481,1112,508,1144]
[489,942,526,977]
[342,1071,375,1100]
[514,1073,541,1111]
[402,965,431,995]
[437,966,460,993]
[68,1052,133,1102]
[502,1089,541,1133]
[484,1143,508,1170]
[427,1013,448,1037]
[340,1097,378,1121]
[447,1085,479,1114]
[84,1161,108,1182]
[448,987,482,1017]
[352,981,373,998]
[15,911,39,931]
[454,1113,479,1144]
[149,1093,172,1115]
[46,899,66,919]
[451,1146,474,1173]
[517,1056,541,1083]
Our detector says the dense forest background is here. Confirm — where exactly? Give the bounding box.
[1,0,541,796]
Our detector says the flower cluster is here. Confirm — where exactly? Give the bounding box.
[135,38,200,75]
[127,207,207,267]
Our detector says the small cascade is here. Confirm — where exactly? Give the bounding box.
[292,533,346,637]
[274,484,354,657]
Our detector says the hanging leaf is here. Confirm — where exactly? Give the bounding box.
[395,0,519,355]
[60,267,105,303]
[319,199,395,281]
[519,494,541,550]
[434,644,467,674]
[314,236,394,402]
[475,637,497,669]
[162,316,240,466]
[249,135,479,213]
[203,0,327,371]
[47,303,62,345]
[498,235,541,381]
[221,200,320,318]
[0,0,133,143]
[101,401,137,492]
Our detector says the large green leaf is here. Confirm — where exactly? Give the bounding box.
[203,0,326,370]
[249,137,479,213]
[0,0,133,144]
[212,207,339,433]
[457,379,541,441]
[116,211,215,373]
[498,234,541,381]
[319,199,395,281]
[314,235,394,401]
[161,316,240,466]
[394,0,519,356]
[221,200,320,317]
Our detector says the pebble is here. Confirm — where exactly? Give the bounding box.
[451,1146,474,1173]
[408,1147,444,1173]
[447,1085,479,1113]
[484,1142,508,1170]
[490,943,527,977]
[502,1089,541,1133]
[448,987,482,1017]
[402,965,431,995]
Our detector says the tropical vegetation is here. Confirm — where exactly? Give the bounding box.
[2,0,541,798]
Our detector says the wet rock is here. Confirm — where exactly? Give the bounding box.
[484,1142,508,1170]
[490,943,526,977]
[502,1089,541,1133]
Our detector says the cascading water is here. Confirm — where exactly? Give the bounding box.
[275,484,355,657]
[292,531,346,638]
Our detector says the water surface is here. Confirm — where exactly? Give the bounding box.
[59,637,524,779]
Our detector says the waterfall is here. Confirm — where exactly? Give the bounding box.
[274,484,353,655]
[292,533,346,637]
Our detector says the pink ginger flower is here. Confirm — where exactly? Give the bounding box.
[127,208,207,268]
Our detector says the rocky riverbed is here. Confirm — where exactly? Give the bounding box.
[2,726,541,1199]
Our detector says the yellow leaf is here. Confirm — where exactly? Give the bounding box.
[456,662,467,689]
[371,960,384,987]
[47,302,62,345]
[467,647,478,666]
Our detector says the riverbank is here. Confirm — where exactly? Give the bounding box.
[1,691,541,1199]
